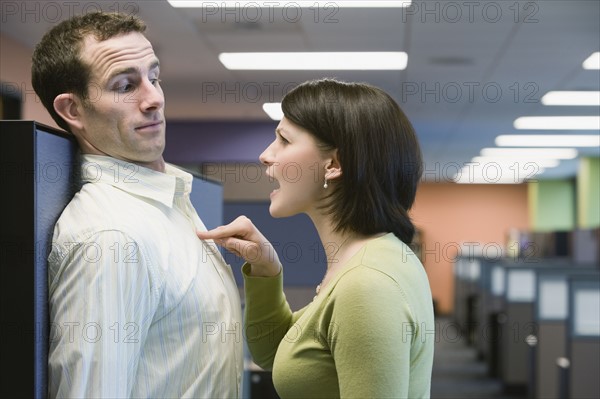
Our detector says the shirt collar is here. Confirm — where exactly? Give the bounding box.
[80,154,193,208]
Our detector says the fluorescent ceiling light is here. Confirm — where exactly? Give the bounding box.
[219,52,407,70]
[263,102,283,120]
[541,91,600,106]
[583,52,600,70]
[496,135,600,147]
[480,148,578,160]
[472,156,560,168]
[168,1,412,8]
[514,116,600,130]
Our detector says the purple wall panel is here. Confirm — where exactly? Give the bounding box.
[163,120,278,164]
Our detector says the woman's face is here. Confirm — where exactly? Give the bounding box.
[259,117,332,218]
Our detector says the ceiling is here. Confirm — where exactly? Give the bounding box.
[1,0,599,181]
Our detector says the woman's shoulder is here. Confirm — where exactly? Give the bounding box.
[329,233,431,303]
[355,233,426,279]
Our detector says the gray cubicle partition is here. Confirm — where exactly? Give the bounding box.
[0,120,223,398]
[453,256,481,346]
[500,263,539,393]
[567,276,600,399]
[454,255,502,360]
[534,268,599,399]
[472,257,500,361]
[485,261,506,378]
[499,260,600,394]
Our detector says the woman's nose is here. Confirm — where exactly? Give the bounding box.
[259,142,275,166]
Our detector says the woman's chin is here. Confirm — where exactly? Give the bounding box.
[269,203,293,219]
[268,206,284,218]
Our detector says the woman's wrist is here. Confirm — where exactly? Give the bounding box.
[249,262,281,277]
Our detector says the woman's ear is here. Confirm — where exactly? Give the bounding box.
[53,93,84,132]
[325,149,342,181]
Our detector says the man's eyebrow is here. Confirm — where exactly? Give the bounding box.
[108,67,137,81]
[107,60,160,81]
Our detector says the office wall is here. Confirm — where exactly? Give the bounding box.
[528,180,576,232]
[411,183,529,314]
[578,157,600,229]
[0,34,56,126]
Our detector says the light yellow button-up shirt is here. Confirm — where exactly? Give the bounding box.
[48,154,242,398]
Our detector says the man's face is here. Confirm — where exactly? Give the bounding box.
[76,32,165,168]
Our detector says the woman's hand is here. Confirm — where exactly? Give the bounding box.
[197,216,282,277]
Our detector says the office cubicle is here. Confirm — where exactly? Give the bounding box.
[471,257,501,361]
[534,268,599,399]
[1,121,79,398]
[567,276,600,399]
[453,256,481,346]
[453,255,505,377]
[499,263,538,392]
[0,120,223,398]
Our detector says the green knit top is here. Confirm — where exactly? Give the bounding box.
[243,233,435,398]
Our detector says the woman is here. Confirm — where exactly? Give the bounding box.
[198,79,434,398]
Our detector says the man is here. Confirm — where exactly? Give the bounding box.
[32,12,242,398]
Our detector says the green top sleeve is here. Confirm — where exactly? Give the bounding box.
[242,263,296,370]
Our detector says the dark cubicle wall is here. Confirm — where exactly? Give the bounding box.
[453,256,481,346]
[1,121,79,398]
[472,257,500,361]
[486,261,506,378]
[534,270,571,399]
[499,263,538,392]
[498,260,597,394]
[453,256,510,375]
[568,276,600,399]
[0,120,224,398]
[534,268,599,399]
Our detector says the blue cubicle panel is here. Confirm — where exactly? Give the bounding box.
[188,175,223,231]
[1,121,79,398]
[33,126,80,397]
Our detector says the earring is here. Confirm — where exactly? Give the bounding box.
[323,178,328,189]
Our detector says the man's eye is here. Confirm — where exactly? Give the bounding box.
[115,83,134,93]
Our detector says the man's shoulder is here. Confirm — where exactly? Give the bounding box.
[54,182,154,242]
[61,181,127,218]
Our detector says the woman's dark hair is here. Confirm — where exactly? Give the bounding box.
[31,12,146,132]
[281,78,423,244]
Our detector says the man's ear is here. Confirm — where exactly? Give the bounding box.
[53,93,84,132]
[325,149,342,181]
